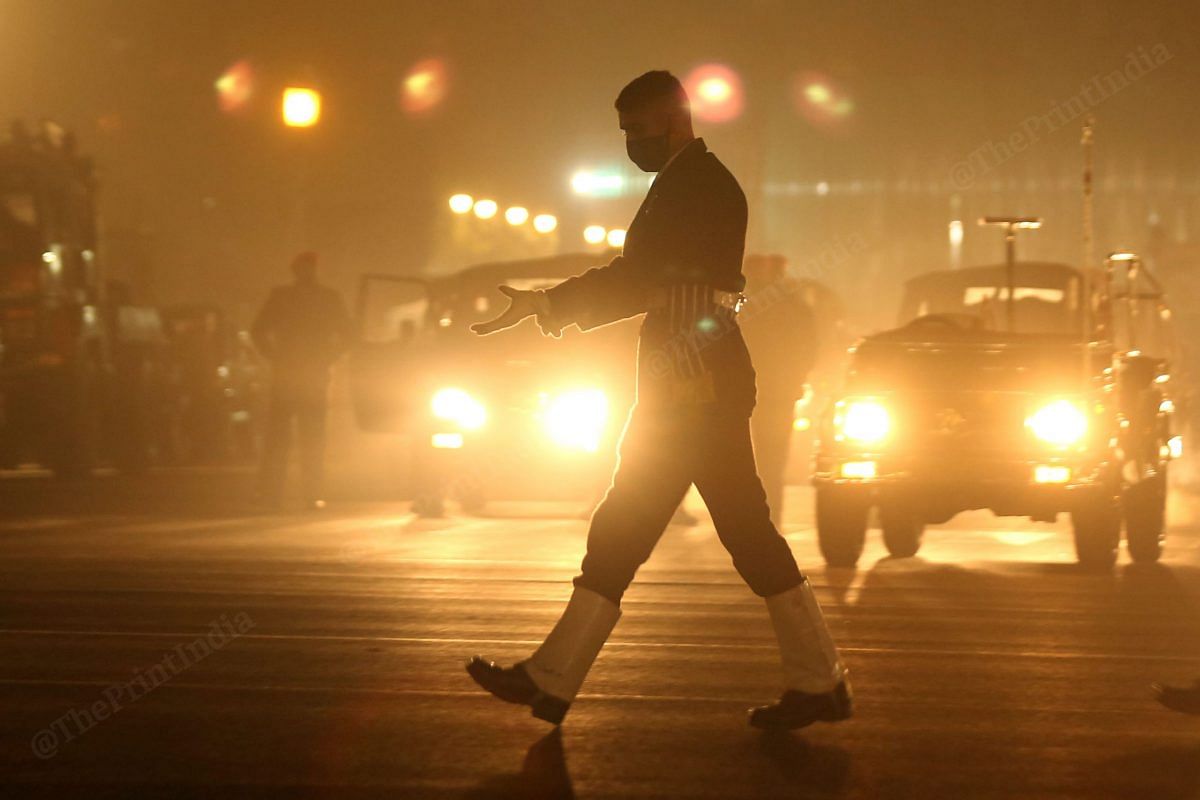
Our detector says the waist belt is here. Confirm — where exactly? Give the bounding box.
[647,284,746,315]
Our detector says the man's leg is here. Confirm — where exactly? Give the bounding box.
[692,413,851,730]
[467,410,692,724]
[750,395,795,529]
[256,383,294,505]
[574,412,695,604]
[296,379,329,507]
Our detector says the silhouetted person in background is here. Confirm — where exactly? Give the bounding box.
[465,71,852,731]
[251,252,353,509]
[741,254,819,529]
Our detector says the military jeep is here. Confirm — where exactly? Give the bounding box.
[813,259,1177,568]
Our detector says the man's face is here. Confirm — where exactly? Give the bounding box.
[618,106,669,143]
[619,103,675,172]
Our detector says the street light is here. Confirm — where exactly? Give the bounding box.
[606,228,627,248]
[473,199,498,219]
[505,206,529,225]
[583,225,607,245]
[282,87,321,128]
[571,170,624,197]
[978,216,1042,332]
[449,194,473,214]
[683,63,744,123]
[533,214,557,234]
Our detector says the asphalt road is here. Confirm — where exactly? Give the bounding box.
[1,471,1199,799]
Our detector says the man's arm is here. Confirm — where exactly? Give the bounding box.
[471,256,650,337]
[541,254,652,332]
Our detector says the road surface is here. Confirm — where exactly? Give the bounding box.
[1,470,1199,798]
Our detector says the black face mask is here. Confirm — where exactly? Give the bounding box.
[626,134,670,173]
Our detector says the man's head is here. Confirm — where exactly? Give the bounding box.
[291,251,318,286]
[615,71,695,173]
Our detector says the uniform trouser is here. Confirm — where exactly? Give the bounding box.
[257,373,329,501]
[750,395,796,529]
[575,406,804,605]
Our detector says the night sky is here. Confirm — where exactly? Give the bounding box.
[2,0,1196,325]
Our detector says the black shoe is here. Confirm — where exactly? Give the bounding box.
[466,656,570,725]
[748,681,853,730]
[1153,680,1200,715]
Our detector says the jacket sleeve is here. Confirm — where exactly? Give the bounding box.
[542,254,652,332]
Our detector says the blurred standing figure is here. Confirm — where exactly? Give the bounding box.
[465,71,851,731]
[251,252,353,509]
[741,254,819,529]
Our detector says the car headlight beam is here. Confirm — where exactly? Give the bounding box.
[836,399,891,444]
[431,387,487,430]
[544,389,609,452]
[1025,399,1087,447]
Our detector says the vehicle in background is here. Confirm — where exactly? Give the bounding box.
[813,253,1177,568]
[0,121,115,475]
[350,253,639,516]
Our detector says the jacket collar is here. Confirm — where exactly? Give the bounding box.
[656,137,706,182]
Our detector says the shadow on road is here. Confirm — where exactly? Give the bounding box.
[757,732,852,797]
[465,729,574,800]
[1096,743,1200,799]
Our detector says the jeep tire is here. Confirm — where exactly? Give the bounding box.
[1070,490,1122,568]
[816,486,870,568]
[879,493,925,558]
[1124,472,1166,563]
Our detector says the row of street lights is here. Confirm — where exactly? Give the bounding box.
[447,193,626,247]
[275,84,631,250]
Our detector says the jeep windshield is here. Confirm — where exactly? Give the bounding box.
[898,262,1096,337]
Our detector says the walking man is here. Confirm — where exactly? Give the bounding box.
[465,71,851,730]
[251,251,353,509]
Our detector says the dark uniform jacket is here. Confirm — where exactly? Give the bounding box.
[545,138,757,416]
[251,283,353,383]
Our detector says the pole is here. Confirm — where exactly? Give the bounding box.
[1081,116,1095,272]
[978,216,1041,333]
[1080,117,1095,394]
[1005,225,1016,332]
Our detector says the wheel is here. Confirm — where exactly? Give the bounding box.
[1124,472,1166,563]
[455,476,487,515]
[412,494,445,518]
[879,494,925,558]
[816,486,869,567]
[1070,490,1122,568]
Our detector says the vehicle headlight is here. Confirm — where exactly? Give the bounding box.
[1025,399,1087,447]
[544,389,609,452]
[431,387,487,430]
[835,399,891,444]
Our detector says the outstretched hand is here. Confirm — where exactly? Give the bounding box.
[470,285,539,336]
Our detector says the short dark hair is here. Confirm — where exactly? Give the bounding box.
[615,71,690,114]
